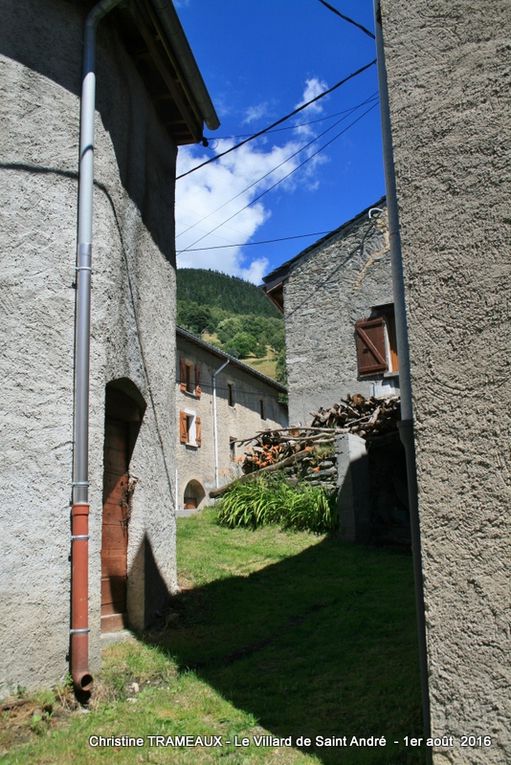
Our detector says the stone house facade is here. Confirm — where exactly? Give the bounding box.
[0,0,217,695]
[263,198,398,426]
[263,200,410,545]
[176,327,288,510]
[379,2,510,762]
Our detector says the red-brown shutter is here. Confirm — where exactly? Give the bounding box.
[179,410,188,443]
[179,358,187,393]
[355,317,388,375]
[195,416,202,447]
[194,364,201,398]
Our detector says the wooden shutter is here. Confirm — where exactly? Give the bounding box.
[194,364,201,398]
[179,357,187,393]
[195,416,202,447]
[355,317,388,375]
[179,410,188,443]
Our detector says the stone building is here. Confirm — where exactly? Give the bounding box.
[378,1,510,762]
[176,327,288,510]
[0,0,217,695]
[263,198,398,426]
[263,200,410,544]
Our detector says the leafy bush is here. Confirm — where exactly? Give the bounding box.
[216,475,337,534]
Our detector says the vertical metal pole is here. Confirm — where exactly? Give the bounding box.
[212,360,230,488]
[70,0,122,696]
[374,0,432,747]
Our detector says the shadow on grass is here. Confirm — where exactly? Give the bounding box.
[142,535,426,765]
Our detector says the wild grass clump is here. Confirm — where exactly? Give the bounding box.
[216,475,337,533]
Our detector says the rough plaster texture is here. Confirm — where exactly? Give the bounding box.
[283,204,399,425]
[0,0,178,695]
[381,2,511,761]
[176,335,288,507]
[335,434,370,543]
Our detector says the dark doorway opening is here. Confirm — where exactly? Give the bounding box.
[101,380,145,632]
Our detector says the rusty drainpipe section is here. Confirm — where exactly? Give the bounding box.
[70,0,122,697]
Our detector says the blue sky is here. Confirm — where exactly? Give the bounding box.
[174,0,384,283]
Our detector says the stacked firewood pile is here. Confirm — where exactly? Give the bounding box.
[239,395,400,474]
[310,394,401,439]
[240,428,332,474]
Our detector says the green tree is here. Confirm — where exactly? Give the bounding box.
[177,301,215,334]
[225,331,260,359]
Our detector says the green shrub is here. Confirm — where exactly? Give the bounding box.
[216,475,337,534]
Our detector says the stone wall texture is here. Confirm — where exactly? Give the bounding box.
[176,335,288,507]
[283,203,398,426]
[381,2,511,762]
[0,0,178,695]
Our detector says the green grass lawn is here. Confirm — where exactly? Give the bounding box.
[1,511,425,765]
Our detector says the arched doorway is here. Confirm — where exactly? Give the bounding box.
[183,479,206,510]
[101,380,145,632]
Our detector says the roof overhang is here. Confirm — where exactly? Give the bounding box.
[176,326,287,394]
[262,196,387,312]
[114,0,219,144]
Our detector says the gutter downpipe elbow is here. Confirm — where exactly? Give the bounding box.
[374,0,432,749]
[71,0,122,698]
[212,360,230,488]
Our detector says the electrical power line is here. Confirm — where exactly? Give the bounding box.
[177,230,333,253]
[318,0,375,39]
[176,92,379,241]
[179,102,379,254]
[204,91,378,141]
[176,59,376,180]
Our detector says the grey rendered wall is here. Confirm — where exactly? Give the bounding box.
[176,338,288,507]
[284,207,396,425]
[0,0,177,695]
[381,2,511,762]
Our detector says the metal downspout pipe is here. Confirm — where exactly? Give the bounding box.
[212,360,230,488]
[373,0,432,746]
[70,0,122,697]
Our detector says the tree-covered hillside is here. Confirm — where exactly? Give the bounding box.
[177,269,280,318]
[176,269,286,384]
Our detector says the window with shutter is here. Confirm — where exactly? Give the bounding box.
[194,364,201,398]
[179,410,188,443]
[355,317,388,376]
[179,358,187,393]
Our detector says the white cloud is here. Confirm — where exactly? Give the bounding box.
[243,102,270,125]
[175,77,330,283]
[293,77,328,137]
[297,77,328,114]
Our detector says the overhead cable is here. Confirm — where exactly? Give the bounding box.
[317,0,375,39]
[179,102,378,253]
[176,59,376,180]
[177,230,333,253]
[176,92,379,241]
[204,91,378,141]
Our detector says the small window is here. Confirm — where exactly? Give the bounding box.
[185,364,194,393]
[228,383,235,407]
[179,410,202,447]
[229,437,236,461]
[179,357,202,398]
[259,399,265,420]
[355,305,399,377]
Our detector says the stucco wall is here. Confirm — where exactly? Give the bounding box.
[176,336,288,507]
[0,0,177,695]
[380,2,511,762]
[283,204,397,425]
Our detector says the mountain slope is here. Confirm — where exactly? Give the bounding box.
[176,269,280,318]
[176,269,285,383]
